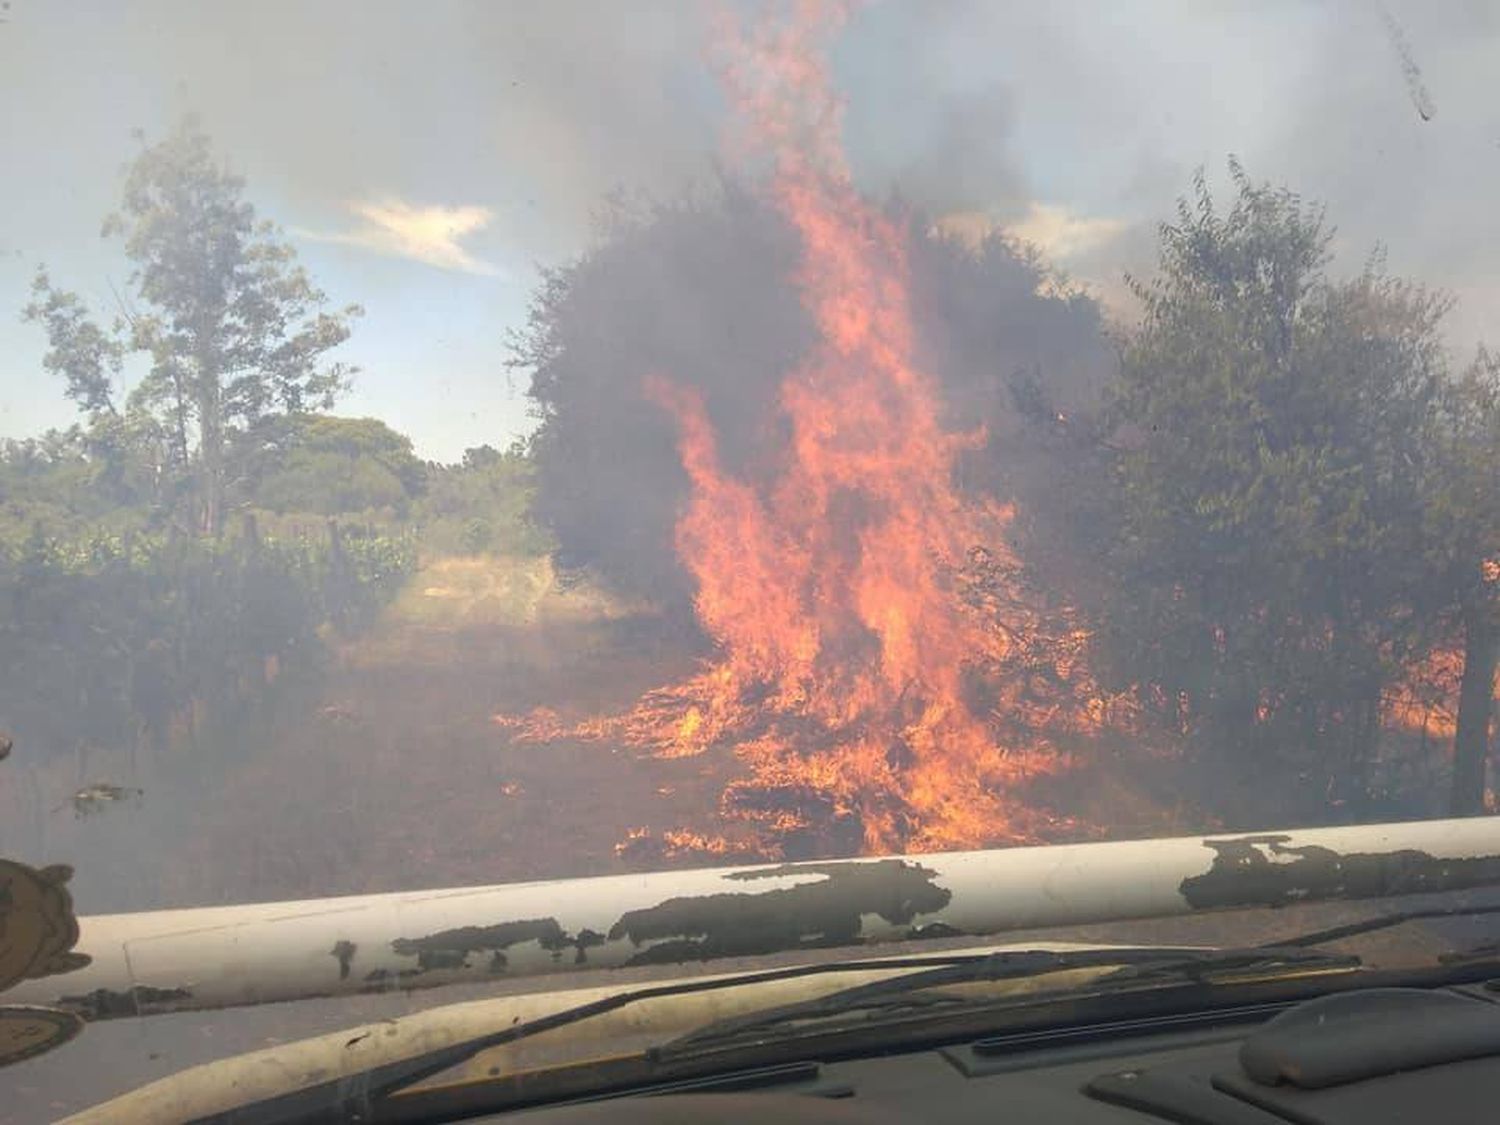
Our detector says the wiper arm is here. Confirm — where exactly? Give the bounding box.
[193,945,1278,1125]
[651,945,1361,1057]
[651,901,1500,1059]
[188,950,1046,1125]
[1261,901,1500,949]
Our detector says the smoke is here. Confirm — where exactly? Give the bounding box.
[5,2,1496,298]
[3,0,1499,442]
[124,1,719,262]
[844,0,1500,346]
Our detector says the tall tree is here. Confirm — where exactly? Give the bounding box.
[24,116,361,535]
[1108,162,1449,821]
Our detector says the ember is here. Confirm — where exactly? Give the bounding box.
[500,0,1131,856]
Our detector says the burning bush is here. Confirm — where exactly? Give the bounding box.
[501,1,1129,858]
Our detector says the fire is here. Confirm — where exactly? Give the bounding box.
[1382,642,1500,743]
[501,0,1126,856]
[1384,647,1464,741]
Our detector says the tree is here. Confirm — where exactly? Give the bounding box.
[249,415,426,516]
[1107,161,1449,820]
[510,182,1113,606]
[510,187,806,602]
[414,439,550,558]
[23,117,361,536]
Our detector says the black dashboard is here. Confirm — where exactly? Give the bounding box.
[481,983,1500,1124]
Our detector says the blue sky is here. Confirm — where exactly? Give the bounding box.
[2,0,1496,461]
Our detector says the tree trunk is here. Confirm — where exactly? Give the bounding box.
[195,341,225,538]
[1450,608,1498,816]
[199,412,224,538]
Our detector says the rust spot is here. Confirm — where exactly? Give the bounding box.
[330,940,357,981]
[390,919,605,974]
[57,985,192,1021]
[1180,834,1500,910]
[362,967,421,988]
[906,921,966,940]
[608,859,952,965]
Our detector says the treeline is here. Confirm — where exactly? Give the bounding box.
[0,423,538,766]
[514,162,1500,827]
[0,421,546,558]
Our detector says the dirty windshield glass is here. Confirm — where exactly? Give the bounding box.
[4,1,1500,1120]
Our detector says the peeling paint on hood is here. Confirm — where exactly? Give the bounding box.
[8,818,1500,1021]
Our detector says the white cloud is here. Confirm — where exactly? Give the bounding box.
[1003,202,1127,262]
[934,202,1127,265]
[297,199,502,276]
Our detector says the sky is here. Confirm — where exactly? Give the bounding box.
[1,0,1497,462]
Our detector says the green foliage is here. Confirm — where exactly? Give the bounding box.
[22,116,362,536]
[249,415,426,516]
[21,276,123,417]
[1417,351,1500,813]
[320,523,420,631]
[1104,161,1451,815]
[0,523,416,763]
[460,517,493,553]
[0,430,139,539]
[1423,351,1500,612]
[2,121,530,780]
[414,442,552,558]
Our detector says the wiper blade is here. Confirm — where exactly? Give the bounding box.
[187,950,1053,1125]
[192,945,1270,1125]
[651,945,1361,1057]
[650,901,1500,1060]
[1262,900,1500,949]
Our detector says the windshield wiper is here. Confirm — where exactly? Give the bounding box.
[647,901,1500,1060]
[195,901,1500,1125]
[190,945,1350,1125]
[189,949,1085,1125]
[192,945,1249,1125]
[649,901,1500,1059]
[649,945,1361,1057]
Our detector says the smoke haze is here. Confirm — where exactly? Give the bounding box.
[1,0,1497,456]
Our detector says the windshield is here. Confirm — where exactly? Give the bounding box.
[3,1,1500,1120]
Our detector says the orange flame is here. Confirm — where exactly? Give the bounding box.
[501,0,1124,856]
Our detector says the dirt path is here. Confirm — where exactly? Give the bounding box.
[164,556,746,905]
